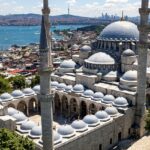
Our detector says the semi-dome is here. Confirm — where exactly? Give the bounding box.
[32,85,40,94]
[122,49,135,56]
[23,88,35,96]
[57,125,75,138]
[102,95,115,104]
[83,114,99,127]
[60,60,76,69]
[71,120,88,132]
[20,120,36,133]
[56,83,66,90]
[0,93,13,102]
[99,21,139,41]
[82,90,94,98]
[80,45,91,52]
[95,111,110,122]
[105,107,118,117]
[8,107,19,116]
[113,97,128,108]
[121,70,137,81]
[12,112,27,124]
[85,52,115,65]
[29,126,42,138]
[92,92,104,101]
[12,90,25,98]
[51,81,59,88]
[72,84,84,93]
[64,85,73,92]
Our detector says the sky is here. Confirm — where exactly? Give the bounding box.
[0,0,147,17]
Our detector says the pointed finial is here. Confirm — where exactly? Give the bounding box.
[120,11,124,21]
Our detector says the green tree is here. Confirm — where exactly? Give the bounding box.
[0,128,35,150]
[11,76,26,89]
[31,75,40,88]
[145,109,150,132]
[0,77,12,94]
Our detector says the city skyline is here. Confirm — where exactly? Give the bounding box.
[0,0,146,17]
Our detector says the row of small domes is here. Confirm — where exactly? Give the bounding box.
[51,82,128,108]
[8,106,119,144]
[0,88,35,102]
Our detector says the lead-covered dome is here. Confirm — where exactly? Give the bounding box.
[12,90,25,99]
[29,126,42,138]
[92,92,104,101]
[85,52,115,65]
[72,84,84,93]
[60,60,76,69]
[99,21,139,41]
[102,95,115,104]
[56,83,66,90]
[113,97,128,108]
[71,120,88,132]
[8,107,19,116]
[57,125,75,138]
[83,90,94,98]
[51,81,59,88]
[12,112,27,124]
[95,111,110,122]
[122,49,135,57]
[105,107,118,117]
[121,70,137,81]
[64,85,73,92]
[23,88,35,96]
[0,93,13,102]
[83,114,99,127]
[80,45,91,52]
[32,85,40,94]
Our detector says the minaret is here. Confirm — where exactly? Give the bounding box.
[68,4,70,15]
[38,0,53,150]
[136,0,149,137]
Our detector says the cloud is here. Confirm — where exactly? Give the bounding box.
[106,0,128,3]
[66,0,77,5]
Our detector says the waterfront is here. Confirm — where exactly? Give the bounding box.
[0,25,87,50]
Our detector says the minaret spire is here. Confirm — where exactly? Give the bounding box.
[120,10,124,21]
[38,0,53,150]
[68,4,70,15]
[135,0,149,137]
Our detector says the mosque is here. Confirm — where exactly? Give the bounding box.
[0,0,149,149]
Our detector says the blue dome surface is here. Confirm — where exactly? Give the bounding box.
[64,85,73,92]
[95,111,110,122]
[51,81,59,88]
[0,93,13,102]
[12,112,27,124]
[113,97,128,107]
[12,90,25,98]
[92,92,104,101]
[60,60,76,69]
[80,45,91,52]
[8,107,19,116]
[30,126,42,137]
[83,90,94,98]
[32,85,40,94]
[102,95,115,104]
[23,88,35,96]
[20,120,36,131]
[105,107,118,117]
[99,21,139,41]
[57,83,66,90]
[72,84,84,93]
[71,120,88,132]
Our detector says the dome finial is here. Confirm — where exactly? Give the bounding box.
[120,10,124,21]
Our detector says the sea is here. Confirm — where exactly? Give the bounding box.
[0,25,87,50]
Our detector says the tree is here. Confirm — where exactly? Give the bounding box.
[0,128,35,150]
[11,76,26,89]
[0,77,12,94]
[145,109,150,132]
[31,75,40,88]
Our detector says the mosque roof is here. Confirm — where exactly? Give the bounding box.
[80,45,92,52]
[121,70,137,81]
[95,111,110,122]
[85,52,115,65]
[23,88,35,96]
[122,49,135,56]
[60,60,76,69]
[83,114,99,127]
[98,21,139,41]
[71,120,88,132]
[12,90,25,98]
[57,125,75,138]
[0,93,13,102]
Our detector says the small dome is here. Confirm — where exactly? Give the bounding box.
[30,126,42,137]
[54,131,62,144]
[105,107,118,117]
[32,85,40,94]
[83,114,99,127]
[99,21,139,41]
[64,85,73,92]
[72,44,79,50]
[92,92,104,101]
[8,107,19,116]
[57,125,75,138]
[20,120,36,132]
[83,90,94,98]
[113,97,128,107]
[102,95,115,104]
[71,120,88,132]
[23,88,35,96]
[60,60,76,69]
[122,49,135,56]
[121,70,137,81]
[85,52,115,65]
[51,81,59,88]
[12,112,27,124]
[95,111,110,122]
[12,90,25,99]
[56,83,66,90]
[80,45,91,52]
[0,93,13,102]
[72,84,84,93]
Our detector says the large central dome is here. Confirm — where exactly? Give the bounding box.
[98,21,139,41]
